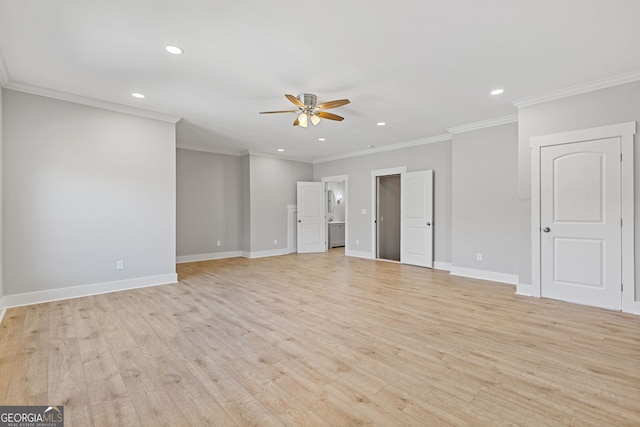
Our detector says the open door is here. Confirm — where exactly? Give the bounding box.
[401,170,433,267]
[297,182,326,253]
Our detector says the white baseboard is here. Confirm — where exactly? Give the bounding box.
[245,248,292,259]
[450,266,518,285]
[516,282,538,297]
[0,307,5,325]
[433,261,452,271]
[0,273,178,310]
[176,251,243,264]
[345,249,374,259]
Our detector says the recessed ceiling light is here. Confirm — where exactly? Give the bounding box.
[132,93,145,99]
[377,122,386,126]
[490,89,504,95]
[277,148,284,152]
[165,45,183,55]
[318,138,326,142]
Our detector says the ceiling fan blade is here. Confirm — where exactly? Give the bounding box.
[293,117,300,126]
[316,99,350,110]
[259,109,299,114]
[315,111,344,121]
[285,94,305,108]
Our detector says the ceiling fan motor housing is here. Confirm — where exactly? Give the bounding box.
[299,93,317,109]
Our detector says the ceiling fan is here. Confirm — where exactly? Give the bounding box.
[260,93,350,127]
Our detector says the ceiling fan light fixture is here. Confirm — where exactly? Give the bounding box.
[310,115,321,126]
[298,113,308,127]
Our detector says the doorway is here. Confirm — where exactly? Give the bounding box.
[371,167,433,267]
[322,175,349,254]
[327,181,346,250]
[376,175,401,261]
[530,121,637,313]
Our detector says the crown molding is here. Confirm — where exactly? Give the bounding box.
[5,81,181,123]
[313,133,452,164]
[513,69,640,108]
[447,114,518,135]
[0,47,10,87]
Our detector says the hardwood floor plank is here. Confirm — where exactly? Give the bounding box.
[1,249,639,425]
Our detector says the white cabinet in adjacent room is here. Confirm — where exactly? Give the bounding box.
[329,222,345,248]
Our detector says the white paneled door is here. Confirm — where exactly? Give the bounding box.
[401,170,433,268]
[540,138,621,310]
[297,182,326,253]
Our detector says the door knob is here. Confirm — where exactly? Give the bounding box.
[426,222,431,226]
[543,227,550,232]
[298,220,301,223]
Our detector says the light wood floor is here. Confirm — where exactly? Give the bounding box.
[1,249,639,426]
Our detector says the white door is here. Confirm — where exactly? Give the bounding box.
[297,182,326,253]
[540,138,621,310]
[401,170,433,267]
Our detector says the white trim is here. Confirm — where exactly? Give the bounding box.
[531,122,636,148]
[529,121,637,313]
[433,261,452,271]
[176,144,246,157]
[5,81,181,123]
[371,167,407,260]
[176,251,243,264]
[447,114,518,134]
[0,48,9,87]
[370,167,407,178]
[0,273,178,309]
[321,175,349,183]
[0,308,6,325]
[450,266,518,285]
[514,70,640,108]
[346,249,374,260]
[313,134,451,164]
[244,248,292,259]
[516,282,537,297]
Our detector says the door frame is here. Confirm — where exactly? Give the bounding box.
[371,167,407,259]
[530,121,637,313]
[321,175,349,252]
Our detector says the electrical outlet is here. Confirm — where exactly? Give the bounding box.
[356,239,360,245]
[361,209,367,214]
[217,240,221,247]
[116,260,124,270]
[274,239,278,245]
[476,253,483,262]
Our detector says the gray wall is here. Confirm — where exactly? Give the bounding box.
[3,90,176,295]
[452,123,518,274]
[241,154,251,252]
[518,81,640,297]
[176,148,242,256]
[313,141,452,265]
[249,155,313,253]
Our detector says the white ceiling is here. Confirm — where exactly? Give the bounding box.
[1,0,640,162]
